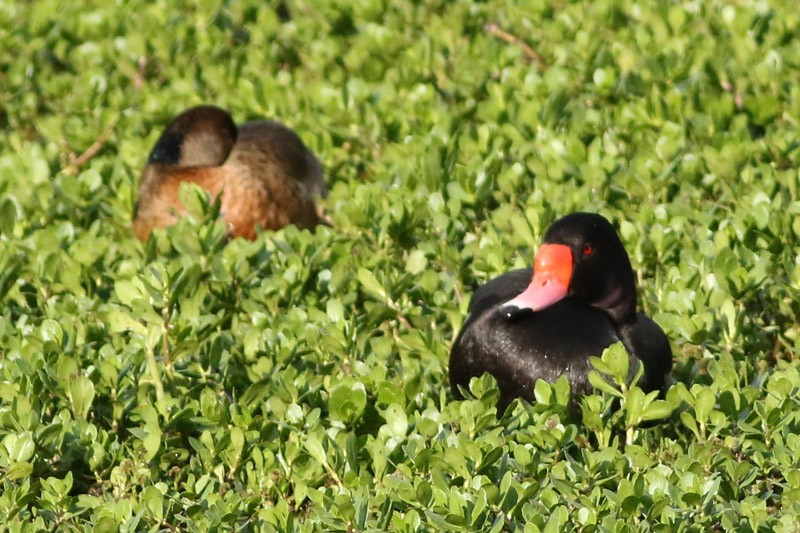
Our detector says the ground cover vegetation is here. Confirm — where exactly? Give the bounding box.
[1,0,800,530]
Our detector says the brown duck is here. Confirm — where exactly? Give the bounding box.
[133,105,327,240]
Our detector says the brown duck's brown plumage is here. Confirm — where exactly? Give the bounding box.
[133,105,327,241]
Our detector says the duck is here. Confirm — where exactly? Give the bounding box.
[449,212,672,412]
[133,105,327,241]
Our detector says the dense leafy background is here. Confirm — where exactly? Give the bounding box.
[1,0,800,530]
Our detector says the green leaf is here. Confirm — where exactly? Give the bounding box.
[694,386,716,423]
[533,379,553,404]
[357,267,387,300]
[304,434,327,466]
[601,342,630,385]
[0,197,17,235]
[329,381,367,424]
[513,444,532,466]
[3,461,33,480]
[178,181,213,219]
[70,376,95,420]
[405,250,428,274]
[624,386,645,427]
[376,382,405,407]
[145,323,161,352]
[143,430,162,462]
[141,485,164,522]
[587,370,623,398]
[6,432,35,463]
[106,309,147,335]
[229,427,245,460]
[326,298,345,323]
[383,404,408,438]
[641,400,674,422]
[115,278,147,307]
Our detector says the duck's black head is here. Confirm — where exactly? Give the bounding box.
[147,105,238,168]
[500,212,637,324]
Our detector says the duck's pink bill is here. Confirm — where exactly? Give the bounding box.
[500,243,572,315]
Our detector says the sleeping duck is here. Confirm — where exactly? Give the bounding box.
[133,105,327,240]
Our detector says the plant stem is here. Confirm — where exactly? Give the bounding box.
[146,343,166,413]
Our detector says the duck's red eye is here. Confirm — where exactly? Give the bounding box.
[582,243,593,255]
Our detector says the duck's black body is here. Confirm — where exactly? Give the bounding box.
[449,213,672,412]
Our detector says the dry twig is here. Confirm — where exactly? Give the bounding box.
[484,22,546,69]
[62,115,118,174]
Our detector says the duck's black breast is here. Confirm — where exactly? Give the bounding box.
[450,268,645,410]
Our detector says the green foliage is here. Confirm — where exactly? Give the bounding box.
[1,0,800,529]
